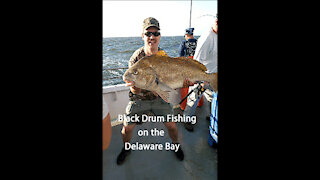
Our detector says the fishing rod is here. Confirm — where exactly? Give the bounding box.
[174,83,206,109]
[189,0,192,28]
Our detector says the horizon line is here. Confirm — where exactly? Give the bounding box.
[103,35,201,38]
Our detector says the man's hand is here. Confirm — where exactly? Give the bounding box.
[201,82,211,89]
[124,80,134,87]
[183,78,194,87]
[124,80,141,94]
[130,86,141,94]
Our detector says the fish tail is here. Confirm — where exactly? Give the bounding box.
[208,73,218,92]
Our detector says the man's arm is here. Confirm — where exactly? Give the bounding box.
[130,86,141,94]
[178,41,186,57]
[127,54,142,94]
[194,34,212,63]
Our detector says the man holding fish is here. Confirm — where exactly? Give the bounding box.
[117,17,185,165]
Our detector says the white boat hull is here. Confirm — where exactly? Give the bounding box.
[103,84,130,126]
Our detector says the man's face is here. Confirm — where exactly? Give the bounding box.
[185,34,193,40]
[142,27,161,49]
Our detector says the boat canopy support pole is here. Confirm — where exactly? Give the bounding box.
[189,0,192,28]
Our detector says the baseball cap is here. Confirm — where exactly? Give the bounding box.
[185,28,194,35]
[143,17,160,31]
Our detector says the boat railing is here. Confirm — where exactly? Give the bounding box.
[103,66,130,126]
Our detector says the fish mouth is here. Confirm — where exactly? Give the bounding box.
[123,71,130,81]
[123,75,134,84]
[123,78,135,86]
[123,76,130,82]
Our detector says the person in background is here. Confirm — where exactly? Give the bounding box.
[178,28,206,131]
[194,14,218,76]
[194,14,218,126]
[194,13,218,103]
[186,14,218,131]
[178,27,197,58]
[103,96,112,150]
[117,17,184,165]
[178,28,203,124]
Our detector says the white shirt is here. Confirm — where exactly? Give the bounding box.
[103,96,109,120]
[193,27,217,73]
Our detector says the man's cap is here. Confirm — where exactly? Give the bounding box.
[185,28,194,35]
[143,17,160,31]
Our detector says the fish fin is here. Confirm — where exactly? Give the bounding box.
[208,73,218,92]
[155,89,170,103]
[175,57,207,71]
[155,87,180,106]
[151,54,207,72]
[168,89,181,106]
[158,82,175,92]
[157,83,180,105]
[152,76,172,103]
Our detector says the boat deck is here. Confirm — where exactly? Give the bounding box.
[103,99,217,180]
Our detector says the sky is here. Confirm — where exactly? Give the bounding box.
[103,0,217,37]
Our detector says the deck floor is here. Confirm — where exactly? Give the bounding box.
[103,99,217,180]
